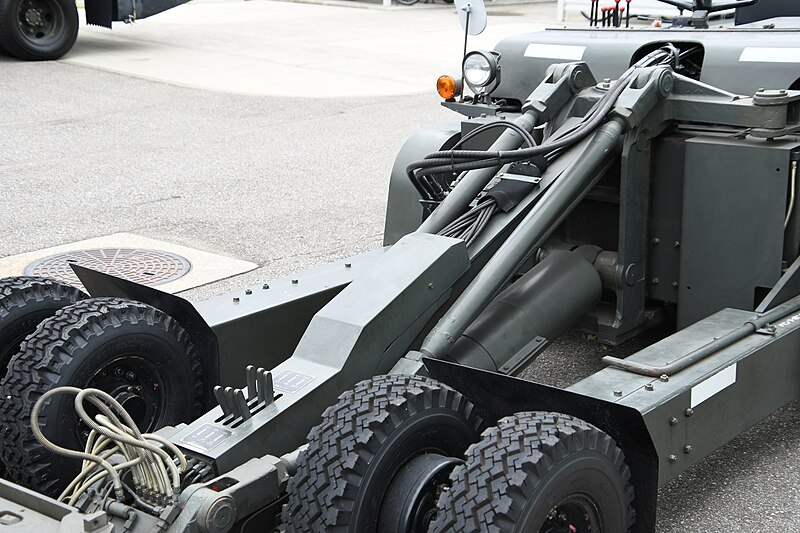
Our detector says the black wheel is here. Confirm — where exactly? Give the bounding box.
[0,276,86,381]
[0,0,78,60]
[431,411,635,533]
[0,297,204,496]
[282,374,486,533]
[397,0,419,6]
[0,276,85,480]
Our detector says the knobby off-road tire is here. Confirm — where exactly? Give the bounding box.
[0,276,86,380]
[0,276,86,479]
[283,374,486,533]
[431,411,635,533]
[0,0,78,60]
[0,297,204,496]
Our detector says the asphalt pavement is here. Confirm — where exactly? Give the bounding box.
[0,0,798,531]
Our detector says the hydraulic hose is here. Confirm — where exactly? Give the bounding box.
[417,110,539,235]
[30,387,125,500]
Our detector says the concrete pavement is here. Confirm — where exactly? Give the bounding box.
[64,0,556,97]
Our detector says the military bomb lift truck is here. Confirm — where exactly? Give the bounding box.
[0,0,799,531]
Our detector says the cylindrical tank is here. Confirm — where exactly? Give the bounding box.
[448,250,602,372]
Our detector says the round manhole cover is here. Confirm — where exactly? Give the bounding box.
[25,248,192,289]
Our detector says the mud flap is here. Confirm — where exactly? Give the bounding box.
[85,0,114,28]
[85,0,192,28]
[71,264,220,408]
[424,357,660,533]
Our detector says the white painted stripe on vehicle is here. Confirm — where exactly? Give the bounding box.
[524,44,586,61]
[690,363,737,408]
[739,47,800,63]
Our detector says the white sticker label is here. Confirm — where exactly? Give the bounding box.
[690,363,737,408]
[739,47,800,63]
[524,44,586,61]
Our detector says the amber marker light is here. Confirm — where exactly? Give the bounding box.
[437,75,462,100]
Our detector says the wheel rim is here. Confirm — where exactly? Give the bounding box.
[539,493,602,533]
[379,453,462,532]
[16,0,65,47]
[85,355,169,435]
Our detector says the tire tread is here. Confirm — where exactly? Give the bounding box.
[0,297,202,494]
[431,411,635,533]
[282,374,484,532]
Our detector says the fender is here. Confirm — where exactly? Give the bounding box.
[71,264,220,408]
[424,357,659,533]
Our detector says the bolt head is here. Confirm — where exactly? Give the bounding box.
[651,277,660,285]
[344,263,352,268]
[245,289,252,295]
[645,383,654,391]
[672,281,679,288]
[291,279,299,284]
[673,241,680,248]
[659,374,669,382]
[668,454,678,463]
[613,389,623,396]
[669,417,678,426]
[684,444,693,454]
[685,407,694,417]
[651,237,660,245]
[233,297,240,303]
[263,284,269,289]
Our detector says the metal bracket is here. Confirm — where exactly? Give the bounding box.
[214,366,277,426]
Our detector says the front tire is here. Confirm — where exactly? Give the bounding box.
[0,0,78,60]
[283,375,486,533]
[431,411,635,533]
[0,297,204,496]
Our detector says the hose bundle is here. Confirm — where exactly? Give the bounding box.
[30,386,187,510]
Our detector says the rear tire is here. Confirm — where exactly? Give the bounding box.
[431,411,635,533]
[282,375,486,533]
[0,0,78,60]
[0,297,204,496]
[0,276,85,480]
[0,276,86,381]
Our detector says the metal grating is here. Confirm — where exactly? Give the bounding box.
[25,248,191,289]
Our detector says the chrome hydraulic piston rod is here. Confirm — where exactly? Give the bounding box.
[419,117,626,360]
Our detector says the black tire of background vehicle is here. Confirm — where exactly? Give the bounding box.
[282,374,487,533]
[431,411,636,533]
[0,276,87,480]
[397,0,419,6]
[0,297,205,497]
[0,0,78,61]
